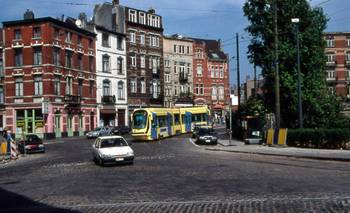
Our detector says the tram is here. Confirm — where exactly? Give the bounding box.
[131,106,210,141]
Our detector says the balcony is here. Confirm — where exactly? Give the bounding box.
[152,68,160,78]
[346,60,350,67]
[326,61,336,67]
[64,95,81,106]
[102,95,116,105]
[31,39,43,47]
[12,40,24,48]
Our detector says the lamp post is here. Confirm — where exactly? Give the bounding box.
[292,18,303,128]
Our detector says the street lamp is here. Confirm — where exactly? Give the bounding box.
[291,18,303,128]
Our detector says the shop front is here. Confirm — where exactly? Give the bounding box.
[15,108,44,139]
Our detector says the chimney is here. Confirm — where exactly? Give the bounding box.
[24,9,34,20]
[112,0,119,5]
[148,8,155,14]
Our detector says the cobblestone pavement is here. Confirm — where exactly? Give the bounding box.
[0,134,349,212]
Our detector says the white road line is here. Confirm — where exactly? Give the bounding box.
[43,141,65,145]
[189,138,200,148]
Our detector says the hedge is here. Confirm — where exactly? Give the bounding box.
[287,128,350,149]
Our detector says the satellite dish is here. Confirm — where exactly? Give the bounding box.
[75,19,82,28]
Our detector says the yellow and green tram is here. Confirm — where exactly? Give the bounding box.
[131,106,210,141]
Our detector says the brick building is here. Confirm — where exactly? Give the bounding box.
[163,34,193,108]
[124,6,164,118]
[2,13,97,139]
[192,38,229,119]
[0,28,4,129]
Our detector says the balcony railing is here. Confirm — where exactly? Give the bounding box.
[102,95,116,105]
[326,61,336,67]
[64,95,81,106]
[345,60,350,67]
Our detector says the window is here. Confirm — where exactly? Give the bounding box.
[117,57,123,74]
[15,77,23,97]
[195,49,203,58]
[150,81,159,98]
[78,54,83,70]
[139,12,146,24]
[195,84,199,95]
[215,66,219,78]
[14,49,23,67]
[118,81,125,100]
[103,80,110,96]
[346,70,350,79]
[65,51,73,68]
[89,80,94,97]
[326,54,335,64]
[78,79,83,96]
[140,55,145,68]
[130,31,136,43]
[200,84,204,95]
[141,79,146,94]
[210,66,215,78]
[328,87,335,95]
[174,62,177,74]
[187,46,190,54]
[218,86,224,100]
[140,34,145,45]
[34,76,43,95]
[102,55,110,72]
[152,58,158,73]
[174,45,177,53]
[66,77,73,95]
[53,48,60,66]
[33,27,41,38]
[327,70,335,79]
[33,47,42,65]
[346,52,350,62]
[165,60,170,67]
[131,79,137,93]
[197,64,202,77]
[78,36,82,46]
[65,31,72,43]
[54,28,60,39]
[326,36,335,48]
[89,39,93,49]
[219,66,224,78]
[0,59,3,76]
[102,33,109,47]
[117,36,123,50]
[131,55,136,67]
[54,76,60,95]
[0,87,3,104]
[165,74,171,83]
[129,10,137,22]
[347,36,350,47]
[89,56,94,72]
[212,86,217,100]
[14,29,21,40]
[187,63,191,75]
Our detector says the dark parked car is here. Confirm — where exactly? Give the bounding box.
[18,134,45,154]
[111,126,130,135]
[192,124,210,138]
[195,127,218,145]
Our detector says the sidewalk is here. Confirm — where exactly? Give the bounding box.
[206,139,350,161]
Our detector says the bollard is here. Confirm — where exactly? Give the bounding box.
[10,140,18,160]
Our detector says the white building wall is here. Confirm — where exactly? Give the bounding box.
[96,28,128,126]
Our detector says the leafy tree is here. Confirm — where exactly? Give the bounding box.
[243,0,342,128]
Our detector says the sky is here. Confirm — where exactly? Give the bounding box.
[1,0,349,87]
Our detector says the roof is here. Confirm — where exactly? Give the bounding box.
[2,17,96,37]
[98,135,125,140]
[324,32,350,35]
[192,37,228,61]
[0,28,3,46]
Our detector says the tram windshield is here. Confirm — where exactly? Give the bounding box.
[132,110,148,129]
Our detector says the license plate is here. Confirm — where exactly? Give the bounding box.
[205,140,211,143]
[115,158,124,161]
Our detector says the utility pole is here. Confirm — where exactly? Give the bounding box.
[254,65,257,98]
[236,33,241,110]
[229,87,233,144]
[274,0,281,129]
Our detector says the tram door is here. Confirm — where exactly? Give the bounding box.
[151,113,158,140]
[185,112,192,133]
[167,113,172,136]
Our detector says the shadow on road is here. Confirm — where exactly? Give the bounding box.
[0,187,79,213]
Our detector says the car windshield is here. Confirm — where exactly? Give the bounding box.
[133,110,147,129]
[25,135,41,144]
[100,138,128,148]
[93,127,102,131]
[198,128,215,135]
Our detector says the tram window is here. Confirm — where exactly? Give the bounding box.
[169,115,173,126]
[193,114,201,122]
[158,116,167,127]
[174,114,180,125]
[202,114,208,121]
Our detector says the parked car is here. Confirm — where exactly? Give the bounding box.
[18,134,45,154]
[192,124,210,138]
[195,127,218,145]
[92,136,134,166]
[111,126,131,135]
[86,127,111,139]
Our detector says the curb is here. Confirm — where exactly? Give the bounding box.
[205,148,350,162]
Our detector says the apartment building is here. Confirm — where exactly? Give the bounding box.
[2,12,97,139]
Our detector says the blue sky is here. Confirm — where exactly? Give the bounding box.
[1,0,349,87]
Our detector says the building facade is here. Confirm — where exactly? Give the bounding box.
[192,39,229,119]
[92,2,128,127]
[163,35,193,108]
[3,15,97,139]
[0,28,5,129]
[124,6,164,118]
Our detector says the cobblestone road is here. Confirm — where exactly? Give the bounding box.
[0,135,349,212]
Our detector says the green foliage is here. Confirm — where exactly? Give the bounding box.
[243,0,343,128]
[287,128,350,149]
[239,97,267,117]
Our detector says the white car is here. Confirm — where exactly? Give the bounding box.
[92,136,134,166]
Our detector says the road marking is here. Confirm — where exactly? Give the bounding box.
[189,138,200,148]
[43,141,65,145]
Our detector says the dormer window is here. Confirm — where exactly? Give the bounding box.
[102,33,109,47]
[65,31,72,43]
[129,10,137,22]
[139,12,146,25]
[347,36,350,47]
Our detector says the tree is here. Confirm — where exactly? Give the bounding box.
[243,0,341,128]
